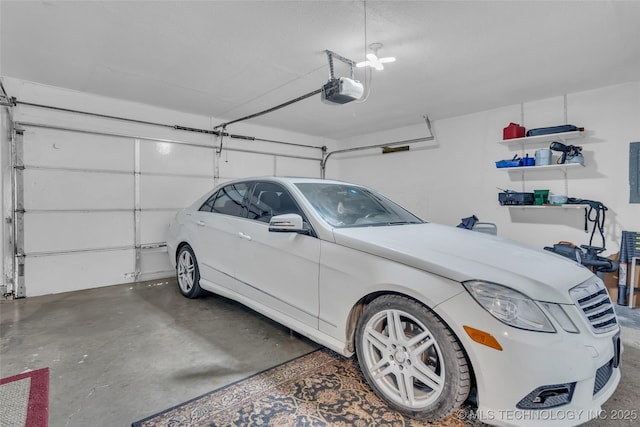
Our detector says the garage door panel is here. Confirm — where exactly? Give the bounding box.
[140,140,214,175]
[140,210,176,244]
[23,128,133,171]
[25,249,135,297]
[24,169,133,210]
[218,151,275,179]
[276,158,320,177]
[140,248,173,279]
[24,212,133,253]
[16,122,319,297]
[140,175,213,209]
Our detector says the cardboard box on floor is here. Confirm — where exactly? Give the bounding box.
[602,253,640,307]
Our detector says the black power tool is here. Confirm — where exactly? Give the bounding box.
[549,141,583,164]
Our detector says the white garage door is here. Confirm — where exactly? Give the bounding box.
[13,123,321,297]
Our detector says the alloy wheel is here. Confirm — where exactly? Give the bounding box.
[177,249,195,293]
[360,308,445,409]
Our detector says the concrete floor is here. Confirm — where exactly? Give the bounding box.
[0,279,319,426]
[1,279,639,427]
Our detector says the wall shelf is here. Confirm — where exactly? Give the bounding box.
[496,124,589,218]
[506,204,590,210]
[498,130,585,147]
[497,163,585,173]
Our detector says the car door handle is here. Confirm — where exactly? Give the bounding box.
[238,232,252,241]
[197,220,205,227]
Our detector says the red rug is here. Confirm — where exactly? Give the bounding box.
[0,367,49,427]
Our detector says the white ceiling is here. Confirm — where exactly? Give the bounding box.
[2,1,640,139]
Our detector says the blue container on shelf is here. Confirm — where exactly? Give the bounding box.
[495,159,522,168]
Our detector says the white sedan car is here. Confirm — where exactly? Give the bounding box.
[167,177,620,426]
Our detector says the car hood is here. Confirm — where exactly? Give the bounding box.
[332,223,593,304]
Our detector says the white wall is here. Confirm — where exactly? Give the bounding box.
[3,77,334,172]
[333,82,640,256]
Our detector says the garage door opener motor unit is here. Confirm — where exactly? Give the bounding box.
[321,50,364,105]
[322,77,363,104]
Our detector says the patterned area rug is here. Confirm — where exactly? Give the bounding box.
[133,349,474,427]
[0,367,49,427]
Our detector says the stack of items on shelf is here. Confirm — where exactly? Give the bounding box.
[496,123,585,168]
[497,189,570,206]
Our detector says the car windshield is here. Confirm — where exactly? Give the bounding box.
[295,183,424,228]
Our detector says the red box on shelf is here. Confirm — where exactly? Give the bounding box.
[503,123,526,140]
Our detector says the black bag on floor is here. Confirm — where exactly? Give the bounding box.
[544,242,618,273]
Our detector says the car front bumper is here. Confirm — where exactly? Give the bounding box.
[436,291,621,427]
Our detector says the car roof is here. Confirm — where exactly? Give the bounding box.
[226,176,355,186]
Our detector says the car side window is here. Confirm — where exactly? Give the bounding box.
[199,182,249,217]
[246,182,303,223]
[199,192,217,212]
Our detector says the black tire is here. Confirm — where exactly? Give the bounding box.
[355,295,470,421]
[176,244,204,298]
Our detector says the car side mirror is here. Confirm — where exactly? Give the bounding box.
[269,214,308,234]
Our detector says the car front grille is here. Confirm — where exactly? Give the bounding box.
[569,279,618,334]
[593,358,614,395]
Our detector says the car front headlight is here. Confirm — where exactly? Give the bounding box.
[463,280,555,333]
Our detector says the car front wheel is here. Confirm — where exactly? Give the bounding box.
[176,244,204,298]
[355,295,470,421]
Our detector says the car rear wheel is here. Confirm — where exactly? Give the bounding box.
[176,244,204,298]
[355,295,470,421]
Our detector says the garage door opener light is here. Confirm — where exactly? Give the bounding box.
[356,43,395,71]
